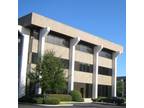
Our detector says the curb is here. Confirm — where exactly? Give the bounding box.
[19,103,74,107]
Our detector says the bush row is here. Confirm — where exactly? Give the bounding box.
[47,94,72,101]
[19,90,84,104]
[19,96,60,104]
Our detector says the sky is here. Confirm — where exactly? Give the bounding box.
[18,0,126,76]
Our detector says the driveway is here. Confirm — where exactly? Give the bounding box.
[19,103,126,108]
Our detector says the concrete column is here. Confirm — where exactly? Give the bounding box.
[112,51,120,97]
[18,25,30,98]
[36,27,50,95]
[38,27,50,57]
[92,45,103,99]
[68,37,80,93]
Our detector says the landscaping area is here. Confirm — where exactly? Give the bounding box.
[19,90,84,104]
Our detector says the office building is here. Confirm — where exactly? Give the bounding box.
[18,12,123,99]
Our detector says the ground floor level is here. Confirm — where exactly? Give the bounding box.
[72,82,112,98]
[22,81,112,99]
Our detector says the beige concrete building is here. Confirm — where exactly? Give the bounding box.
[18,12,123,99]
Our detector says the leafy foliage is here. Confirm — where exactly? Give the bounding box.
[70,90,83,102]
[28,50,67,95]
[47,94,72,101]
[117,80,124,97]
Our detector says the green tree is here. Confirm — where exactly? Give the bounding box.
[28,50,66,95]
[117,80,124,97]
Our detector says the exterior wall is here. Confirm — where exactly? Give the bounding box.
[75,50,93,64]
[44,42,69,59]
[99,57,112,68]
[63,69,68,79]
[98,75,112,85]
[74,71,92,84]
[31,37,39,70]
[32,38,39,53]
[26,29,113,96]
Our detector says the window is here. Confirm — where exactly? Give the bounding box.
[76,42,93,54]
[60,59,69,69]
[75,61,93,73]
[32,52,38,64]
[45,31,69,47]
[98,66,112,76]
[99,48,112,59]
[31,29,40,40]
[98,85,112,97]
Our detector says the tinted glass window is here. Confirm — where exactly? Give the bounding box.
[98,85,112,97]
[99,48,112,59]
[45,32,69,47]
[98,66,112,76]
[76,43,93,54]
[32,52,38,64]
[75,61,93,73]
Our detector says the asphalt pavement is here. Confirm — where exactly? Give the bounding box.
[19,103,126,108]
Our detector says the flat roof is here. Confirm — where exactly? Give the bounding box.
[18,12,123,53]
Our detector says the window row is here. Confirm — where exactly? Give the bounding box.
[29,29,113,60]
[98,85,112,97]
[45,32,69,47]
[98,66,112,76]
[31,53,69,69]
[75,61,93,73]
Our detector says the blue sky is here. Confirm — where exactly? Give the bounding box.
[18,0,126,76]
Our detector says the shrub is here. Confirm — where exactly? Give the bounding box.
[18,96,36,103]
[48,94,72,101]
[70,90,83,102]
[34,97,44,104]
[44,97,60,104]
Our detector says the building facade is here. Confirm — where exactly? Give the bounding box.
[18,12,123,99]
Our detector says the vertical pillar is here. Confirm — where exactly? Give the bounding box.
[112,51,120,97]
[35,27,50,95]
[92,45,103,99]
[68,37,80,93]
[18,26,30,98]
[38,27,50,57]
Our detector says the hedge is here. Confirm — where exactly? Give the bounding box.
[44,97,60,104]
[47,94,72,101]
[18,94,72,104]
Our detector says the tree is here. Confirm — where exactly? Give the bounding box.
[28,50,66,95]
[117,80,124,97]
